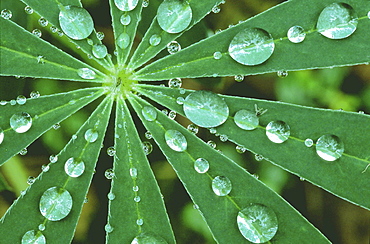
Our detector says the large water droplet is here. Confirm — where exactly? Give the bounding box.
[194,158,209,173]
[77,68,96,79]
[237,203,278,243]
[64,157,85,177]
[131,233,167,244]
[317,3,358,39]
[165,130,187,152]
[157,0,192,34]
[167,41,181,54]
[149,34,161,46]
[114,0,139,11]
[39,187,72,221]
[10,112,32,133]
[0,127,4,144]
[59,5,94,40]
[229,28,275,66]
[266,120,290,143]
[92,44,108,59]
[212,176,232,196]
[234,109,259,130]
[21,230,46,244]
[120,13,131,25]
[117,32,130,49]
[316,134,344,161]
[142,106,157,121]
[16,95,27,105]
[84,129,98,143]
[1,9,12,19]
[287,25,306,43]
[183,90,229,128]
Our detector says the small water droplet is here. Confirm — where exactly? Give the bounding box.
[145,131,152,139]
[77,68,96,79]
[212,5,221,14]
[266,120,290,143]
[236,145,247,153]
[187,124,199,134]
[10,112,32,133]
[19,148,28,156]
[368,11,370,19]
[39,186,72,221]
[50,26,58,33]
[105,168,115,179]
[168,78,182,88]
[32,29,42,37]
[64,157,85,177]
[0,100,7,106]
[287,25,306,43]
[84,129,98,143]
[165,130,187,152]
[167,41,181,54]
[10,99,16,105]
[27,176,35,185]
[194,158,209,173]
[157,0,192,33]
[105,223,114,233]
[149,34,161,46]
[133,186,139,192]
[304,138,314,147]
[168,110,176,120]
[213,51,222,60]
[96,31,105,40]
[114,0,139,11]
[107,146,116,156]
[209,128,217,134]
[21,230,46,244]
[176,97,185,105]
[1,9,12,19]
[212,176,232,196]
[207,140,216,149]
[117,32,130,49]
[24,6,34,15]
[53,123,61,130]
[229,28,275,66]
[49,155,58,163]
[130,167,138,179]
[134,196,141,202]
[234,109,259,130]
[42,164,50,172]
[16,95,27,105]
[255,154,264,161]
[136,218,143,226]
[277,70,288,78]
[38,224,46,231]
[38,17,48,27]
[317,3,358,39]
[234,75,244,82]
[142,141,153,155]
[0,127,4,144]
[237,203,278,243]
[142,106,157,121]
[131,233,167,244]
[108,192,116,200]
[30,91,40,99]
[120,13,131,25]
[59,5,94,40]
[316,134,344,161]
[219,134,228,142]
[92,44,108,59]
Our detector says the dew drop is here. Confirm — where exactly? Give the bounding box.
[142,106,157,121]
[149,34,161,46]
[212,176,232,196]
[19,148,28,156]
[108,192,115,200]
[50,26,58,33]
[167,41,181,54]
[105,223,114,233]
[32,29,42,38]
[42,164,50,172]
[131,233,167,244]
[10,100,16,105]
[134,196,141,202]
[1,9,12,19]
[213,51,222,60]
[168,78,182,88]
[64,157,85,177]
[96,31,105,40]
[207,140,216,149]
[0,100,7,106]
[133,186,139,192]
[212,5,221,14]
[117,32,130,49]
[219,134,228,142]
[27,176,35,185]
[176,97,185,105]
[229,28,275,66]
[142,141,153,155]
[145,131,153,140]
[183,90,229,128]
[10,112,32,133]
[136,218,144,226]
[317,3,358,39]
[49,155,58,163]
[59,5,94,40]
[92,44,108,59]
[368,11,370,19]
[316,134,344,161]
[39,186,72,221]
[234,109,259,130]
[107,146,116,156]
[105,168,115,179]
[16,95,27,105]
[157,0,192,34]
[287,25,306,43]
[187,124,199,134]
[38,17,48,27]
[234,75,244,82]
[168,110,176,120]
[120,13,131,25]
[277,70,288,78]
[53,123,61,130]
[84,129,98,143]
[30,91,40,99]
[165,130,187,152]
[114,0,139,11]
[194,158,209,174]
[265,120,290,143]
[21,230,46,244]
[24,6,34,15]
[304,138,314,147]
[255,154,264,162]
[0,127,4,144]
[77,68,96,80]
[236,145,247,153]
[130,167,138,179]
[237,203,278,243]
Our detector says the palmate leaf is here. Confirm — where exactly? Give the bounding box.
[0,96,113,243]
[133,84,370,210]
[133,0,370,80]
[128,93,330,243]
[0,88,105,167]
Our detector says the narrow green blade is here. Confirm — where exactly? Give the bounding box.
[0,87,105,166]
[128,93,330,244]
[133,0,370,80]
[0,97,113,243]
[134,84,370,210]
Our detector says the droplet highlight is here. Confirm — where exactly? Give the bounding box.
[39,186,73,221]
[59,5,94,40]
[316,134,344,161]
[157,0,192,33]
[165,130,187,152]
[10,112,32,133]
[266,120,290,143]
[0,127,4,144]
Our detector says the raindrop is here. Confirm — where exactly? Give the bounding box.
[183,90,229,128]
[16,95,27,105]
[108,192,115,200]
[165,130,187,152]
[131,233,167,244]
[38,17,48,27]
[237,203,278,243]
[10,112,32,133]
[133,186,139,192]
[176,97,185,105]
[24,6,34,15]
[304,138,314,147]
[120,13,131,25]
[64,157,85,177]
[277,70,288,78]
[234,109,259,130]
[130,167,138,179]
[27,176,35,185]
[0,128,4,144]
[84,129,98,143]
[317,3,358,39]
[1,9,12,19]
[19,148,28,156]
[32,29,42,38]
[187,124,199,134]
[194,158,209,174]
[21,230,46,244]
[105,168,115,179]
[255,154,264,161]
[136,219,143,226]
[114,0,139,11]
[229,28,275,66]
[149,34,161,46]
[38,224,46,231]
[134,196,141,202]
[234,75,244,82]
[107,146,116,156]
[157,0,192,33]
[39,186,72,221]
[236,145,247,153]
[316,134,344,161]
[212,5,221,14]
[105,223,114,233]
[53,123,61,130]
[142,106,157,121]
[30,91,40,99]
[287,26,306,43]
[168,110,176,120]
[266,120,290,143]
[142,141,153,155]
[96,31,105,40]
[142,0,149,7]
[117,32,130,49]
[77,68,96,80]
[212,176,232,196]
[49,155,58,163]
[167,41,181,54]
[213,51,222,60]
[168,78,182,88]
[59,5,94,40]
[207,140,216,149]
[92,44,108,59]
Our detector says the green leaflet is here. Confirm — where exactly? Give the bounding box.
[133,0,370,80]
[128,93,330,244]
[106,98,175,243]
[0,97,113,243]
[133,84,370,210]
[0,87,105,167]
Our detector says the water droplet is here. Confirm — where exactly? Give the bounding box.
[142,106,157,121]
[1,9,12,19]
[117,32,130,49]
[22,230,46,244]
[92,44,108,59]
[194,158,209,173]
[84,129,98,143]
[114,0,138,11]
[167,41,181,54]
[304,138,314,147]
[49,155,58,163]
[213,51,222,60]
[266,120,290,143]
[165,130,187,152]
[277,70,288,78]
[27,176,35,185]
[368,11,370,19]
[168,78,182,88]
[108,192,115,200]
[105,168,115,179]
[30,91,40,99]
[142,141,153,155]
[234,75,244,82]
[134,196,141,202]
[176,97,185,105]
[96,31,105,40]
[212,176,232,196]
[10,112,32,133]
[131,233,167,244]
[149,34,161,46]
[38,224,45,231]
[120,13,131,25]
[0,127,4,144]
[42,164,50,172]
[130,167,138,179]
[105,223,114,233]
[136,218,143,226]
[207,140,216,149]
[212,5,221,14]
[157,0,192,34]
[168,110,176,120]
[219,134,228,142]
[187,124,199,134]
[10,100,16,105]
[234,109,259,130]
[39,186,72,221]
[133,186,139,192]
[237,203,278,243]
[316,134,344,161]
[19,148,28,156]
[77,68,96,80]
[255,154,264,161]
[32,29,42,37]
[287,25,306,43]
[59,5,94,40]
[107,146,116,156]
[53,123,61,130]
[38,17,48,27]
[317,3,358,39]
[16,95,27,105]
[145,131,152,140]
[236,145,247,153]
[183,90,229,128]
[0,100,7,105]
[64,157,85,177]
[24,6,34,15]
[229,28,274,66]
[50,26,58,33]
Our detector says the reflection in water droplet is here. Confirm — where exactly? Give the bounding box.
[92,44,108,59]
[142,106,157,121]
[266,120,290,143]
[53,123,61,130]
[213,51,222,60]
[234,109,259,130]
[32,29,42,37]
[187,124,199,134]
[131,233,167,244]
[117,32,130,49]
[167,41,181,54]
[107,146,116,156]
[229,28,275,66]
[234,75,244,82]
[114,0,138,11]
[64,157,85,177]
[105,168,115,179]
[219,134,228,142]
[84,129,98,143]
[183,91,229,128]
[277,70,288,78]
[168,78,182,88]
[194,158,209,173]
[142,141,153,155]
[149,34,161,46]
[304,138,314,147]
[157,0,192,33]
[177,97,185,105]
[212,176,232,196]
[24,6,34,15]
[237,203,278,243]
[316,134,344,161]
[77,68,96,79]
[317,3,358,39]
[10,112,32,133]
[120,13,131,25]
[1,9,12,19]
[21,230,46,244]
[165,130,187,152]
[0,127,4,144]
[39,186,73,221]
[59,5,94,40]
[287,26,306,43]
[168,110,176,120]
[105,223,114,233]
